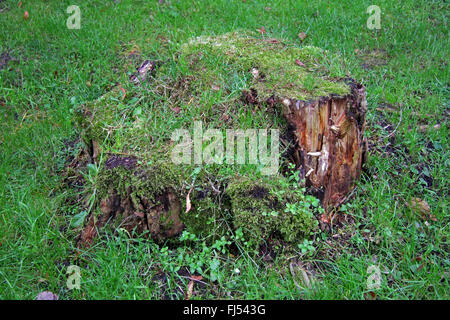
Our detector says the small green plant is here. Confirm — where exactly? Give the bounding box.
[297,239,316,256]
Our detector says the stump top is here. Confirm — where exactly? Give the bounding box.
[181,31,351,101]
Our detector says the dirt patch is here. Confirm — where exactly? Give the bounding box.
[358,49,389,70]
[105,155,138,170]
[0,51,17,70]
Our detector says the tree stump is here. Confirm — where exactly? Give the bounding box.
[281,80,367,210]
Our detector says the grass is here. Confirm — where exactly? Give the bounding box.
[0,0,448,300]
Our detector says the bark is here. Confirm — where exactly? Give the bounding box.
[280,79,368,210]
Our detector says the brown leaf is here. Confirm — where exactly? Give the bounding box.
[319,213,330,224]
[295,59,306,67]
[364,291,377,300]
[18,1,22,8]
[298,32,307,41]
[120,87,126,101]
[185,276,202,300]
[185,280,194,300]
[408,197,431,218]
[257,26,267,35]
[171,106,181,114]
[134,211,145,218]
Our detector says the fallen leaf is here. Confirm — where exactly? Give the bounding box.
[24,11,29,20]
[221,113,230,121]
[36,291,58,300]
[295,59,306,67]
[298,32,307,41]
[134,211,145,218]
[171,106,181,114]
[185,275,203,300]
[289,262,314,291]
[408,197,431,219]
[251,67,259,78]
[319,213,330,224]
[364,291,377,300]
[120,87,126,100]
[185,280,194,300]
[185,188,193,213]
[257,26,267,35]
[191,275,203,281]
[18,1,22,8]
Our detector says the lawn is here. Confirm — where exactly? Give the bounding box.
[0,0,448,300]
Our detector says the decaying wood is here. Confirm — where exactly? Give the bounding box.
[280,79,368,210]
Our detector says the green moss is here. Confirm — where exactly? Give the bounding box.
[96,156,183,209]
[74,87,129,146]
[73,31,335,243]
[226,174,319,247]
[180,32,350,101]
[179,187,230,241]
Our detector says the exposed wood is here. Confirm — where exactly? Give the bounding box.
[280,79,368,210]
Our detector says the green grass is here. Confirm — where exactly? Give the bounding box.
[0,0,448,299]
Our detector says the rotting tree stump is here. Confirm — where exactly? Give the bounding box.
[73,32,368,246]
[279,80,367,210]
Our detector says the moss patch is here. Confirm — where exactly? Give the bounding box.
[180,32,350,101]
[227,174,320,247]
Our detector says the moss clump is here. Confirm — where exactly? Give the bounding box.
[180,31,350,101]
[74,87,130,147]
[179,187,230,242]
[226,173,320,247]
[96,156,183,209]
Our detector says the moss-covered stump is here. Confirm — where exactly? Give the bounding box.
[182,33,367,209]
[78,156,185,247]
[73,31,367,246]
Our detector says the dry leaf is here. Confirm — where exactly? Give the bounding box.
[18,1,22,8]
[185,280,194,300]
[319,213,330,224]
[407,197,436,222]
[171,106,181,114]
[120,87,126,101]
[289,262,314,290]
[295,59,306,67]
[364,291,377,300]
[134,211,145,218]
[298,32,307,41]
[257,26,267,35]
[185,275,203,300]
[185,188,193,213]
[408,197,431,218]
